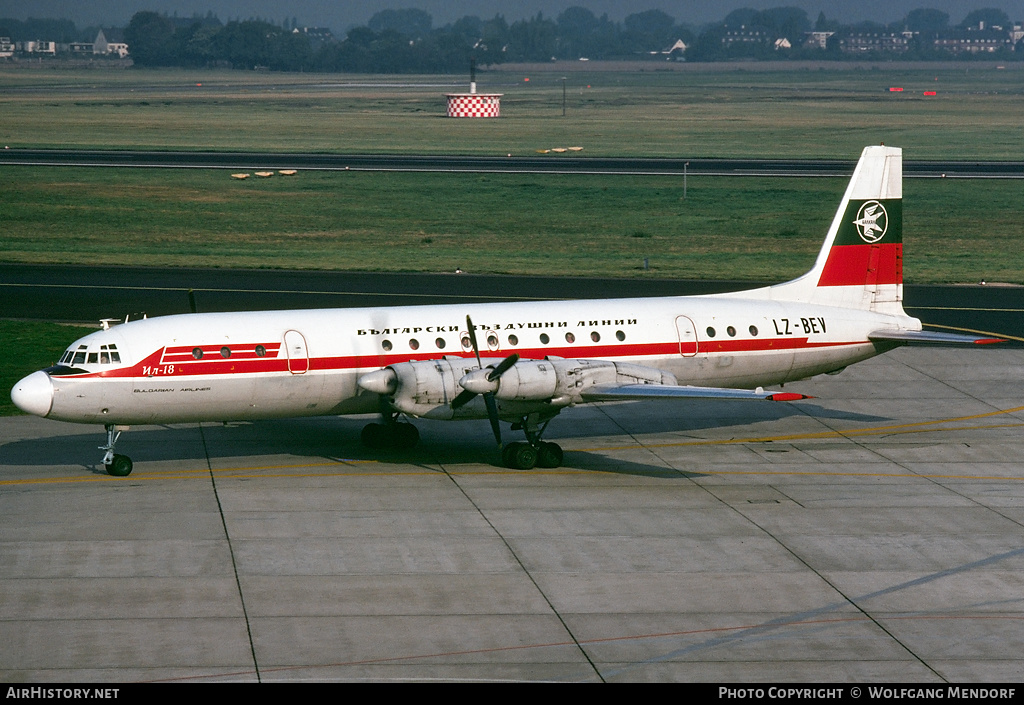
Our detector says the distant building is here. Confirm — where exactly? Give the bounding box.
[17,40,56,55]
[294,26,335,49]
[0,37,14,58]
[805,31,834,50]
[934,26,1011,54]
[722,28,769,48]
[839,32,909,53]
[660,38,688,58]
[94,29,129,57]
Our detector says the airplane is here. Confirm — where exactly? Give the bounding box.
[11,145,1000,477]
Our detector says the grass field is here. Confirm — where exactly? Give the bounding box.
[1,166,1020,283]
[1,65,1023,159]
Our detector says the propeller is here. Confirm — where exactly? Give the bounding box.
[451,315,518,447]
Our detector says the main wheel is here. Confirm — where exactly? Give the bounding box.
[505,442,537,470]
[107,454,133,477]
[536,442,563,469]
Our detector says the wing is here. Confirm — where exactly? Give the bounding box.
[868,329,1003,345]
[581,384,812,402]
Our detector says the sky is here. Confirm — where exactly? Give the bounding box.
[2,1,1022,32]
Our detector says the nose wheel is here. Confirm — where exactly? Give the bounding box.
[100,424,133,477]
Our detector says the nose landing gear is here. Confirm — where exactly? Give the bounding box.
[100,424,133,477]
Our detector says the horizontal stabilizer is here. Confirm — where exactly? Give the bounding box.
[868,329,1003,346]
[580,384,813,402]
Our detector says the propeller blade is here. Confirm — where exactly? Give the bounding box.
[483,393,502,447]
[464,315,505,447]
[466,315,482,368]
[451,388,477,410]
[487,353,519,381]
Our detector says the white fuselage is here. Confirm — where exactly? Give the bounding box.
[28,293,910,426]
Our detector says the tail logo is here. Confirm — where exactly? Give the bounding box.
[853,201,888,243]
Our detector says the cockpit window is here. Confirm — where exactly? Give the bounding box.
[64,343,122,367]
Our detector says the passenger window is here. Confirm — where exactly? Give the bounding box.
[193,348,204,360]
[435,338,446,349]
[409,339,420,351]
[255,345,266,357]
[382,340,393,352]
[565,332,576,343]
[706,327,716,338]
[220,347,231,358]
[590,331,600,342]
[749,325,759,336]
[727,326,736,337]
[616,330,625,341]
[540,333,550,345]
[508,334,518,346]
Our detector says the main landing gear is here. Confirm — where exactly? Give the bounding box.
[502,414,563,470]
[100,424,133,477]
[359,412,564,470]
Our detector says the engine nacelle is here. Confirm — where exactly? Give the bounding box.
[465,358,677,403]
[358,357,677,420]
[527,359,677,403]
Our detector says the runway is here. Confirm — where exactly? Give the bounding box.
[2,345,1023,682]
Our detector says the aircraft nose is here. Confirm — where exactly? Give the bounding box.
[11,371,53,417]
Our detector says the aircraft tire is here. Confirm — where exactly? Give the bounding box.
[107,454,133,477]
[535,442,563,469]
[504,442,537,470]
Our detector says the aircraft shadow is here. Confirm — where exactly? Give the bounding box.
[1,402,889,480]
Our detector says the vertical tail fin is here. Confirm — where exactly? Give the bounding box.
[770,145,904,314]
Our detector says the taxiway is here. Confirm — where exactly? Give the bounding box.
[2,345,1022,682]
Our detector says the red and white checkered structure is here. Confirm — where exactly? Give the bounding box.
[446,93,502,118]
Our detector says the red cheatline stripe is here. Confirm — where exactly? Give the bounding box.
[52,338,869,381]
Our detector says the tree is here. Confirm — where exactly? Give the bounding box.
[723,8,759,29]
[755,7,810,40]
[125,11,176,66]
[623,9,676,52]
[905,8,949,33]
[367,8,432,39]
[959,8,1010,29]
[506,13,557,61]
[557,6,600,58]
